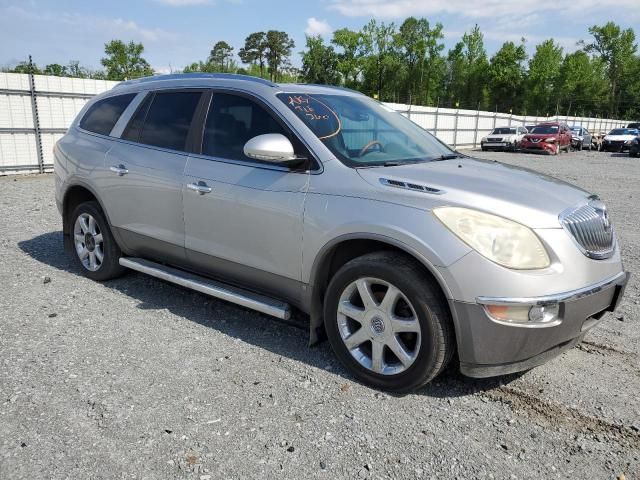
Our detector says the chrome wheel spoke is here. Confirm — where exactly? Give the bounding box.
[356,279,377,309]
[338,301,366,324]
[88,215,97,235]
[371,341,384,373]
[93,233,103,244]
[74,234,85,244]
[79,215,90,234]
[89,252,97,270]
[391,316,420,333]
[78,247,89,260]
[343,327,370,350]
[387,336,414,367]
[380,285,400,314]
[95,247,104,263]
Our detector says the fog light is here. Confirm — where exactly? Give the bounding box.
[484,303,560,326]
[528,304,560,324]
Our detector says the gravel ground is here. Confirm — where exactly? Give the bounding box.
[0,149,638,480]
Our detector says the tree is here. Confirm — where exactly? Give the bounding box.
[525,39,563,114]
[301,35,339,84]
[100,40,154,80]
[10,61,41,75]
[395,17,429,104]
[208,41,234,72]
[444,25,488,109]
[264,30,295,82]
[581,22,637,116]
[558,51,608,117]
[239,32,268,78]
[43,64,67,76]
[361,19,396,99]
[489,40,527,112]
[332,28,366,88]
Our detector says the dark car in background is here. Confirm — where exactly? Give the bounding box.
[627,122,640,129]
[520,122,572,155]
[629,135,640,157]
[602,128,640,152]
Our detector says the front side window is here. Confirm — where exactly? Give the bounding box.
[79,93,136,136]
[277,93,453,167]
[136,91,202,151]
[203,93,289,161]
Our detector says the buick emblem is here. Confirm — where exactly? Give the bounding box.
[370,316,385,335]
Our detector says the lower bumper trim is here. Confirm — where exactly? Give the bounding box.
[460,334,584,378]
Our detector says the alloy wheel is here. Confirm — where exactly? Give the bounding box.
[336,277,422,375]
[73,213,104,271]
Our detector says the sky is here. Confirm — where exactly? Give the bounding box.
[1,0,639,73]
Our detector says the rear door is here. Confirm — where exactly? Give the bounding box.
[182,91,313,302]
[101,89,206,264]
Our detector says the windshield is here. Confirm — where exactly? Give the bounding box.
[570,127,582,133]
[531,125,559,134]
[277,93,453,167]
[609,128,638,135]
[491,128,516,135]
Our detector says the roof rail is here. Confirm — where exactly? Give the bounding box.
[299,83,364,95]
[116,73,277,88]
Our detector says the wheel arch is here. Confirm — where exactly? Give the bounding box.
[306,233,457,346]
[61,180,122,251]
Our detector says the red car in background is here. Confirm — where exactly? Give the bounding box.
[520,122,572,155]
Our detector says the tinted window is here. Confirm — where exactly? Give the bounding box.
[203,93,289,161]
[122,93,153,142]
[138,91,202,151]
[79,93,136,136]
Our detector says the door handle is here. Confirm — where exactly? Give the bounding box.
[110,164,129,176]
[187,181,212,195]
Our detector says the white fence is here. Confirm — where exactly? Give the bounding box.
[0,72,630,175]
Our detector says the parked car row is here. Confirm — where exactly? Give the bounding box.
[480,122,640,157]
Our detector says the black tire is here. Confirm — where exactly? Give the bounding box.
[481,147,487,152]
[69,201,126,281]
[323,251,454,392]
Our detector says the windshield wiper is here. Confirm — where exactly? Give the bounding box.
[434,153,462,161]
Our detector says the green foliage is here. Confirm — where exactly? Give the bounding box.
[239,32,268,78]
[264,30,295,82]
[100,40,154,80]
[524,40,563,114]
[301,35,340,84]
[208,41,234,72]
[488,40,527,112]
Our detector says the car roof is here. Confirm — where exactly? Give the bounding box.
[112,73,364,97]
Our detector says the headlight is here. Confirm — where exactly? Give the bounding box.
[545,137,557,143]
[481,137,487,142]
[433,207,551,269]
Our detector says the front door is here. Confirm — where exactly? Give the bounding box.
[183,92,311,302]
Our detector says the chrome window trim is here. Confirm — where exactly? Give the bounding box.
[476,271,629,306]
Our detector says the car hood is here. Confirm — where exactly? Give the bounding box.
[356,157,591,229]
[604,134,636,141]
[524,133,557,140]
[486,134,513,139]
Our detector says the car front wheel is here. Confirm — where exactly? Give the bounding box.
[324,252,454,392]
[70,201,125,281]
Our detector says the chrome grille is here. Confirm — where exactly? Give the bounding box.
[560,199,615,259]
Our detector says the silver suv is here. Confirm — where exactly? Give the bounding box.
[54,74,628,391]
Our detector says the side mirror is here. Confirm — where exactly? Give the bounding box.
[243,133,303,165]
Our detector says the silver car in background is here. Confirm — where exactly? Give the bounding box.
[54,74,629,391]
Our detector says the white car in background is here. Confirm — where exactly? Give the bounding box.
[481,126,528,151]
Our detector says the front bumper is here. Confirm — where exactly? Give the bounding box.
[452,271,630,378]
[602,142,629,152]
[521,142,557,154]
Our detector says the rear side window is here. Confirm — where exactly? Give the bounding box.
[137,91,202,151]
[203,93,288,161]
[121,93,153,142]
[79,93,136,136]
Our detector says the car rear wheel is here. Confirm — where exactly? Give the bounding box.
[70,201,125,281]
[324,251,454,392]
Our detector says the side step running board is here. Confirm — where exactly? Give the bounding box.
[119,257,291,320]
